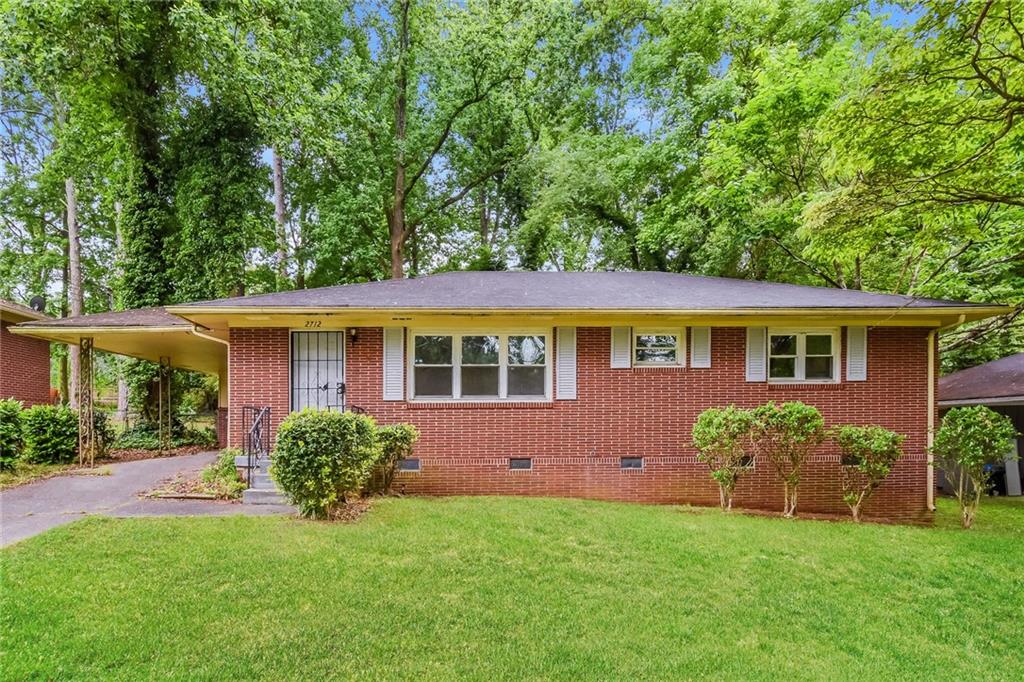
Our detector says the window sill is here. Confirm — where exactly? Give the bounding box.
[405,400,554,410]
[630,365,687,372]
[767,382,845,391]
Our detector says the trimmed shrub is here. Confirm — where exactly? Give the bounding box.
[21,405,79,464]
[271,409,381,518]
[833,425,905,522]
[370,423,420,494]
[691,405,755,511]
[0,399,24,471]
[749,401,825,517]
[932,406,1018,529]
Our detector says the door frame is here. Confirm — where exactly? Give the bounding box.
[288,329,347,413]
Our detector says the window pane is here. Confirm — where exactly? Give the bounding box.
[509,366,545,396]
[636,334,677,349]
[636,348,677,364]
[769,357,796,378]
[415,336,452,365]
[805,356,833,379]
[462,335,499,365]
[509,335,546,365]
[461,366,499,396]
[806,334,832,356]
[770,335,796,356]
[414,367,452,397]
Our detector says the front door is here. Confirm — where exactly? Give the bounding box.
[290,331,345,412]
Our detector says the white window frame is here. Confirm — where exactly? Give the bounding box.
[632,328,686,367]
[766,328,841,384]
[407,329,552,401]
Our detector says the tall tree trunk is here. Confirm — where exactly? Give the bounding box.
[388,0,411,280]
[114,200,128,422]
[272,147,288,287]
[66,177,81,409]
[59,238,70,405]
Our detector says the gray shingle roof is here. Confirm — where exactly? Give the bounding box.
[939,353,1024,403]
[16,307,190,329]
[177,271,992,311]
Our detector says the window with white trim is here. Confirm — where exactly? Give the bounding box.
[767,330,838,382]
[410,332,550,400]
[633,329,684,366]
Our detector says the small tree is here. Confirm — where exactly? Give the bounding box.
[833,425,905,522]
[749,401,825,517]
[691,406,755,511]
[932,406,1018,529]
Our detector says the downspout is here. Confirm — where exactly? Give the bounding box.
[927,329,936,512]
[928,314,965,512]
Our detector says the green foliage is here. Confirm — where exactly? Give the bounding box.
[691,406,755,511]
[21,405,79,464]
[271,410,382,518]
[199,448,245,500]
[0,399,25,471]
[370,423,420,494]
[932,406,1018,529]
[749,401,826,517]
[833,425,905,522]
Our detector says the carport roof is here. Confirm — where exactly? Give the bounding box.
[9,307,226,377]
[939,353,1024,405]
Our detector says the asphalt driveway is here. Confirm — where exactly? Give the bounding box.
[0,451,291,547]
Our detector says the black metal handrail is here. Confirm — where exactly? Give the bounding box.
[242,406,271,487]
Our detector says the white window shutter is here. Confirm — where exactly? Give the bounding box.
[610,327,631,368]
[746,327,767,382]
[382,327,405,400]
[556,327,577,399]
[691,327,711,368]
[846,326,867,381]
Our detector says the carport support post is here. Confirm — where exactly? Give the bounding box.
[78,337,95,467]
[159,356,172,452]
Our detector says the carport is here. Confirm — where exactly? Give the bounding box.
[8,307,228,463]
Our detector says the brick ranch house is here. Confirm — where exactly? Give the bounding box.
[1,299,51,406]
[10,272,1008,519]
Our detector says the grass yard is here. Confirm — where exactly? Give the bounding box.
[2,497,1022,680]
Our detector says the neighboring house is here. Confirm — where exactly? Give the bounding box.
[938,353,1024,497]
[0,299,51,406]
[9,272,1008,520]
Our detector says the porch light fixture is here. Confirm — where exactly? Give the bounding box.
[348,328,358,345]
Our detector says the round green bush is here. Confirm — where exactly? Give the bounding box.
[21,405,79,464]
[369,423,420,493]
[0,399,25,471]
[271,409,382,518]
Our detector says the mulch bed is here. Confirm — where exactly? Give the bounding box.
[328,498,372,523]
[98,446,210,464]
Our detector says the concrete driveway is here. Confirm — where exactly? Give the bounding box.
[0,451,291,547]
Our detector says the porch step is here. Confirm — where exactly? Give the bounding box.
[242,488,288,505]
[236,455,289,505]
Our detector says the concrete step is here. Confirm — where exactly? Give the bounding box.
[235,455,272,473]
[242,488,288,505]
[250,472,278,490]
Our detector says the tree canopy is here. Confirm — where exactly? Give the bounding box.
[2,0,1021,393]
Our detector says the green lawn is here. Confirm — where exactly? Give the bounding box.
[2,497,1022,680]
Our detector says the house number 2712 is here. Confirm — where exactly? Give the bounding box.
[304,320,322,328]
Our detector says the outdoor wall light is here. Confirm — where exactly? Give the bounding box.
[348,328,358,345]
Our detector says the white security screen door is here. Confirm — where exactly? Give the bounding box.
[291,331,345,412]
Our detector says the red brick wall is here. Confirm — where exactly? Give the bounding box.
[0,320,51,406]
[229,325,934,520]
